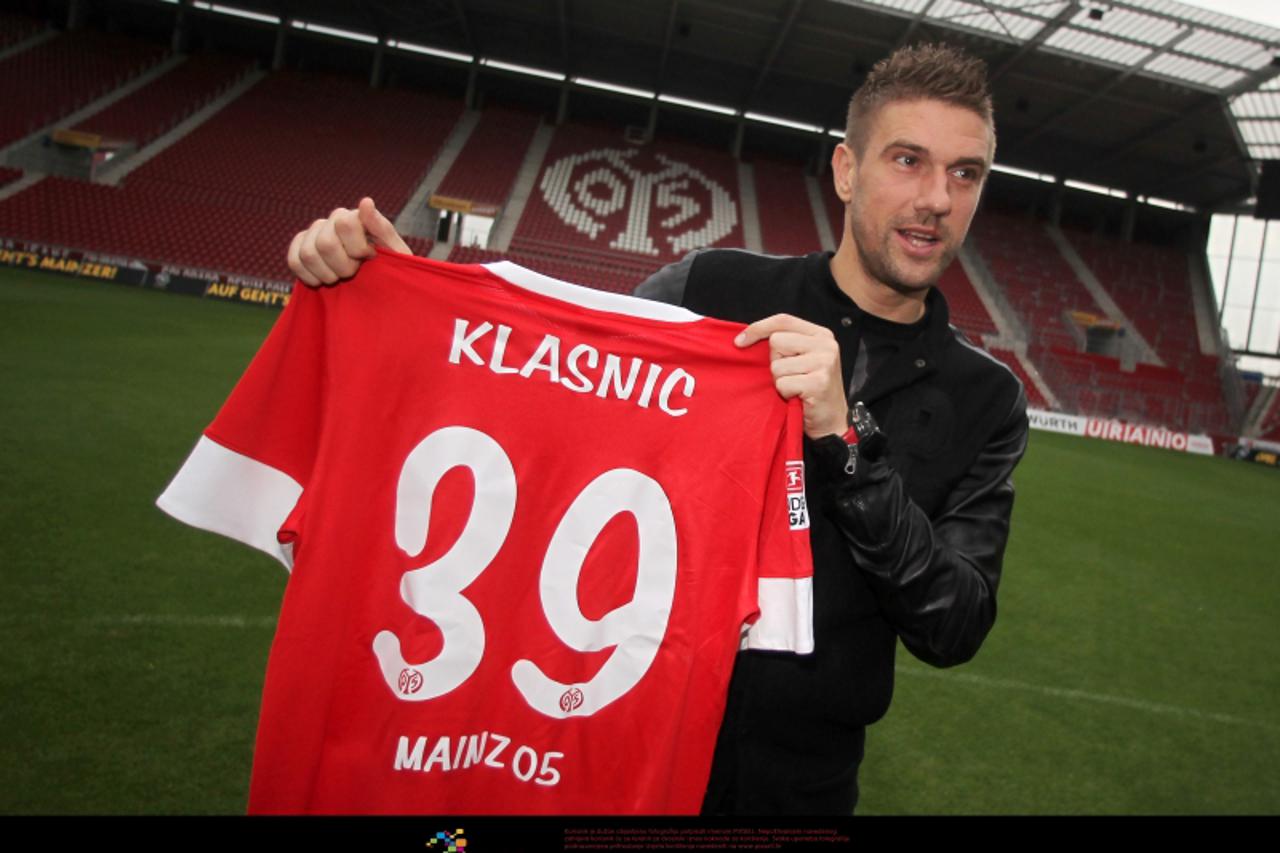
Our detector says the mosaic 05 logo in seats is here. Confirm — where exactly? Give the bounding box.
[538,148,739,257]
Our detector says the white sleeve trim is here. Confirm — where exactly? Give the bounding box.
[741,577,814,654]
[156,435,302,571]
[483,260,705,323]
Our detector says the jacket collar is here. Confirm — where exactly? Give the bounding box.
[809,253,953,405]
[856,290,949,405]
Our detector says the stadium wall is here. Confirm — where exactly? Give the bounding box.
[0,237,289,307]
[1028,408,1214,455]
[6,230,1248,460]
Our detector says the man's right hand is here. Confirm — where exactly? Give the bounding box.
[287,197,411,286]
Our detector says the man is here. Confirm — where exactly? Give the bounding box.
[286,43,1027,815]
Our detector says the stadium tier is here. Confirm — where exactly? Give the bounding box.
[0,11,44,49]
[752,158,821,256]
[73,53,254,147]
[0,68,464,280]
[1259,393,1280,441]
[402,236,435,258]
[514,122,743,265]
[0,38,1245,438]
[124,70,463,219]
[1240,377,1263,418]
[0,175,298,280]
[971,211,1108,353]
[965,211,1234,433]
[435,107,541,209]
[987,348,1051,410]
[0,30,168,148]
[1060,229,1201,369]
[449,240,654,294]
[937,258,998,340]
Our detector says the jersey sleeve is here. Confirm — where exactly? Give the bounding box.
[155,283,326,570]
[741,398,814,654]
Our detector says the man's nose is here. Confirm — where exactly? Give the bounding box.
[914,168,952,217]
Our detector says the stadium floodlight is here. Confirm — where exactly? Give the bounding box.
[656,94,738,116]
[1065,178,1127,198]
[192,2,280,25]
[389,40,473,64]
[481,58,566,81]
[291,20,379,45]
[574,78,656,100]
[1145,196,1194,212]
[744,112,825,134]
[990,162,1058,184]
[827,129,845,139]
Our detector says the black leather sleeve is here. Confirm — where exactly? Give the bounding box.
[812,386,1029,668]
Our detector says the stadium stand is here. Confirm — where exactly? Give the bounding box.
[1059,228,1232,433]
[450,241,651,294]
[0,12,44,49]
[125,71,462,219]
[73,53,254,147]
[987,348,1051,410]
[937,259,998,341]
[0,68,462,280]
[448,245,510,267]
[0,30,167,148]
[967,212,1235,433]
[1060,229,1201,369]
[0,175,294,279]
[970,211,1108,352]
[434,107,542,209]
[513,122,743,267]
[402,235,435,258]
[1259,392,1280,441]
[1240,377,1263,418]
[752,158,821,257]
[0,21,1245,439]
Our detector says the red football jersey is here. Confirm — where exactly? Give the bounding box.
[157,250,813,814]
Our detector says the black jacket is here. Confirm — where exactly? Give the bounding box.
[634,249,1028,813]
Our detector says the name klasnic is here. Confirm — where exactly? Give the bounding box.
[448,317,698,418]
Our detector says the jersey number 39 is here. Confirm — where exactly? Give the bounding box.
[371,426,678,719]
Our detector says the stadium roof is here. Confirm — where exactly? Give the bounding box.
[121,0,1280,211]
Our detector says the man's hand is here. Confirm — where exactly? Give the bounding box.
[735,314,848,439]
[287,197,411,286]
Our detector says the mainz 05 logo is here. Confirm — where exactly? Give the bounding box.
[398,668,424,695]
[539,148,739,256]
[559,687,584,714]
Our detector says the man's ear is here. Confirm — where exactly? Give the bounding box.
[832,142,857,204]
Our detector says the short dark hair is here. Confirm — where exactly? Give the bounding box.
[845,43,995,157]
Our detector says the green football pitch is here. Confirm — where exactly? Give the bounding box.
[2,267,1277,814]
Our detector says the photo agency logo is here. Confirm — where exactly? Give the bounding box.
[426,828,466,852]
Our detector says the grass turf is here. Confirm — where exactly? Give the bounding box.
[2,267,1278,814]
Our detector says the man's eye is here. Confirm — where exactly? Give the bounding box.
[952,168,979,182]
[894,154,917,167]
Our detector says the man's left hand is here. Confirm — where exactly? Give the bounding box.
[735,314,848,439]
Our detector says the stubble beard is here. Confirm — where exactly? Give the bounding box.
[850,204,956,297]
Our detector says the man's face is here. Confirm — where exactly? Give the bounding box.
[835,99,992,295]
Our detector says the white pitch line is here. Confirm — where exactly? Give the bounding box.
[898,666,1279,733]
[86,614,277,629]
[4,614,1274,733]
[1,613,278,629]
